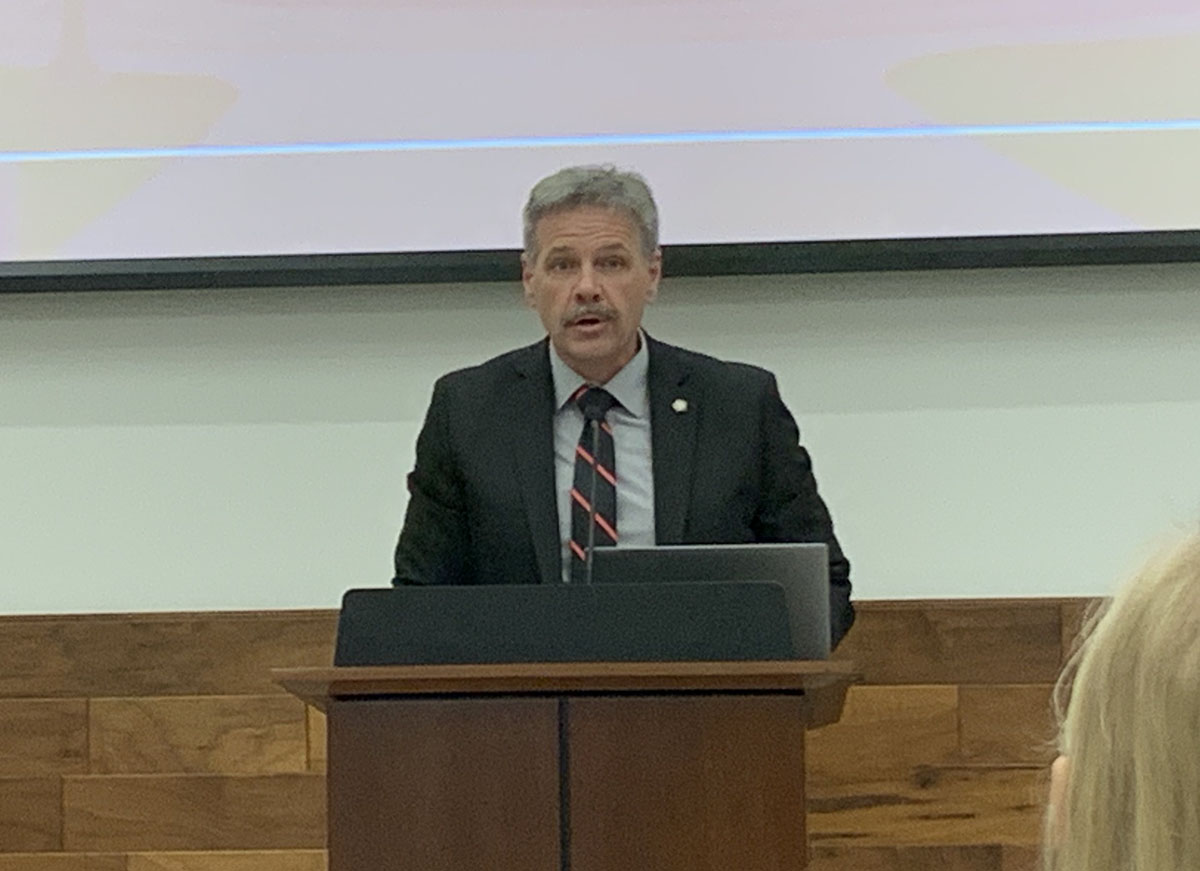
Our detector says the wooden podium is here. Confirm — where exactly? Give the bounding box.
[276,659,856,871]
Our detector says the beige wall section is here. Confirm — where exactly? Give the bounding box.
[2,262,1199,612]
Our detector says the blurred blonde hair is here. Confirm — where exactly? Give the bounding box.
[1045,532,1200,871]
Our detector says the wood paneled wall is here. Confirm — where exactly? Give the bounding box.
[0,600,1093,871]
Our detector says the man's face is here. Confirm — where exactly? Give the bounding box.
[522,206,661,383]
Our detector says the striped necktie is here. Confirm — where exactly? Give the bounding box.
[569,386,618,583]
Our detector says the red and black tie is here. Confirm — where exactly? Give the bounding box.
[569,386,618,583]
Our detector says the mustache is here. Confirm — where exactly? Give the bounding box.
[562,304,616,327]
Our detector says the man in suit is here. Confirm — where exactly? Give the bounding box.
[393,165,854,646]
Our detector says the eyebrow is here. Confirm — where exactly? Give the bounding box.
[544,243,631,258]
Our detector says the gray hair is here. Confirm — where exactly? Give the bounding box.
[522,165,660,260]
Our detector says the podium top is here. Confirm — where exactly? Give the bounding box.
[274,659,859,728]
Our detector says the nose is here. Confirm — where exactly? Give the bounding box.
[573,263,602,302]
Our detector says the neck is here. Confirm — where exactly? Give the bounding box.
[569,359,623,385]
[555,335,641,386]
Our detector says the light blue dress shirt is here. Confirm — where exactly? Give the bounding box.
[549,336,656,582]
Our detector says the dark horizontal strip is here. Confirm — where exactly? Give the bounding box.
[334,689,809,703]
[3,229,1200,293]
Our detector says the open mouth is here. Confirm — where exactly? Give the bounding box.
[568,312,611,329]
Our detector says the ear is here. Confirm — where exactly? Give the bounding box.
[521,253,536,308]
[646,248,662,303]
[1048,755,1070,844]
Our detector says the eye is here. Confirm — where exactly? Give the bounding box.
[546,258,576,272]
[597,255,628,271]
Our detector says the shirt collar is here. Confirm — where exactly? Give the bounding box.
[549,331,650,419]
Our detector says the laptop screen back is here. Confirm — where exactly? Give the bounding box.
[590,543,831,659]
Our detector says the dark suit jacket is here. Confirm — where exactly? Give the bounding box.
[393,335,854,646]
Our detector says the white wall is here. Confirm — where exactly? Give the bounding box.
[2,262,1198,614]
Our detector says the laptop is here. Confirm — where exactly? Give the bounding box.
[591,542,832,659]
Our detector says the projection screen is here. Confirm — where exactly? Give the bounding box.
[4,0,1200,287]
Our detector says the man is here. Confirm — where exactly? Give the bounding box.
[393,165,854,646]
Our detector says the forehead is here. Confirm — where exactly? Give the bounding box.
[533,206,642,256]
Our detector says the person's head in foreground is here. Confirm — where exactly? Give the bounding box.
[1045,530,1200,871]
[521,164,662,385]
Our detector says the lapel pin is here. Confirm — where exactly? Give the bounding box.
[671,398,688,414]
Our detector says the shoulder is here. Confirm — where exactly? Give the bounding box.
[431,339,547,396]
[649,336,777,392]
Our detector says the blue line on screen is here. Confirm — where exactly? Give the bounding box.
[3,119,1200,164]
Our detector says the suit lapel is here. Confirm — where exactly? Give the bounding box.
[503,340,561,585]
[648,338,699,543]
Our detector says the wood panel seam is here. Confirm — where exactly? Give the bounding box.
[305,706,313,773]
[953,683,963,762]
[85,697,93,776]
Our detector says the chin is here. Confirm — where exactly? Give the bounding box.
[561,335,611,355]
